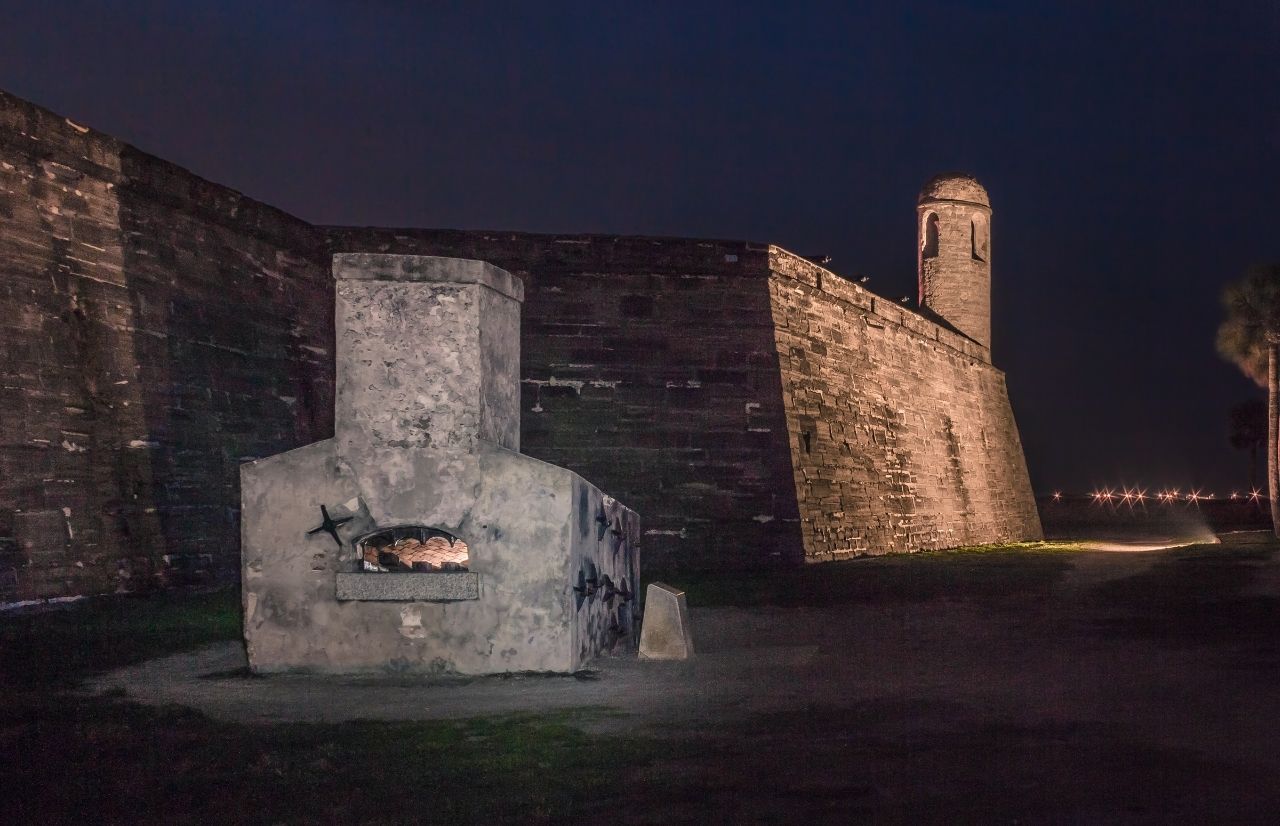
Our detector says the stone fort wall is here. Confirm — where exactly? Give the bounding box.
[0,88,1040,598]
[768,250,1041,559]
[325,229,806,571]
[0,90,332,599]
[326,230,1041,566]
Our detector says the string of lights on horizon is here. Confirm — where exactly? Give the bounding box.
[1047,487,1270,504]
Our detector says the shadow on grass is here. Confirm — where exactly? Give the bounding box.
[0,588,241,689]
[622,701,1277,823]
[2,693,677,824]
[1084,542,1280,651]
[659,543,1081,608]
[15,690,1267,824]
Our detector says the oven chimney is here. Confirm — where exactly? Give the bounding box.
[334,253,523,457]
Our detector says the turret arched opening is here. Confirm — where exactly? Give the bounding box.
[922,213,940,259]
[971,213,989,261]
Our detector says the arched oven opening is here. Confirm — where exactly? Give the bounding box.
[356,526,469,572]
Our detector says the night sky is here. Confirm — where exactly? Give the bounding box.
[1,1,1275,495]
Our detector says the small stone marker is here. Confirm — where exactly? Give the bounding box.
[639,582,693,660]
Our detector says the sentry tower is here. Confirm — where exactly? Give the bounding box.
[917,173,992,354]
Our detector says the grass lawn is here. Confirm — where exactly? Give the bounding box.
[0,590,669,824]
[3,538,1278,823]
[669,541,1084,608]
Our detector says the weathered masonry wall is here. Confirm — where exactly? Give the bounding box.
[768,249,1042,560]
[327,229,804,571]
[0,91,332,599]
[0,86,1042,593]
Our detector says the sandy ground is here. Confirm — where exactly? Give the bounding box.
[88,542,1280,821]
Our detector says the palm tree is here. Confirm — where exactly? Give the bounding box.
[1217,265,1280,536]
[1229,398,1267,490]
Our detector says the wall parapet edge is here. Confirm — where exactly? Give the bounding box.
[767,246,993,366]
[0,87,333,600]
[0,90,320,253]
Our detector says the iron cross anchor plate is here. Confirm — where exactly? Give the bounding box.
[307,504,353,548]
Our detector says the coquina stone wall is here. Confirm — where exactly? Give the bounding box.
[0,90,332,599]
[327,230,1042,567]
[326,229,805,571]
[768,249,1041,559]
[0,86,1041,597]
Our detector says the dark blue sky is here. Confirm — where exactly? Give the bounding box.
[1,0,1275,494]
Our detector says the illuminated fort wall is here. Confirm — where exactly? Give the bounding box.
[0,89,1040,597]
[327,230,1043,566]
[768,249,1040,559]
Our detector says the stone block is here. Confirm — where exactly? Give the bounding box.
[639,582,693,660]
[335,572,479,601]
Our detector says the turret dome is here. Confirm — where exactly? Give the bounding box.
[918,173,989,207]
